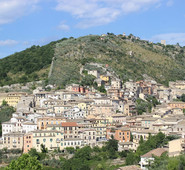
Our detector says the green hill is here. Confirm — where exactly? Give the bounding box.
[0,39,65,86]
[49,34,185,86]
[0,34,185,87]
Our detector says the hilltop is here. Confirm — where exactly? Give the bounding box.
[0,33,185,87]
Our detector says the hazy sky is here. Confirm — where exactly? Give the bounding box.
[0,0,185,58]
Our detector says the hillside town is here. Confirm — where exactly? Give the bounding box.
[0,68,185,169]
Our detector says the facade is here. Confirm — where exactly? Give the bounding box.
[3,132,24,150]
[168,102,185,109]
[37,117,65,130]
[23,132,33,153]
[5,92,27,107]
[169,138,185,157]
[32,130,64,152]
[106,127,130,142]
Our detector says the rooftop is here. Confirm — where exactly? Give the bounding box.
[141,148,167,158]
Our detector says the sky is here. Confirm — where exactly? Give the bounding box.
[0,0,185,58]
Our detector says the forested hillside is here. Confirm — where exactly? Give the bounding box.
[0,33,185,87]
[0,39,65,86]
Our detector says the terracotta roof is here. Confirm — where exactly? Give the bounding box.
[141,148,167,158]
[61,122,78,127]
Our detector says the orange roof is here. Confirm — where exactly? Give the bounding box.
[61,122,78,127]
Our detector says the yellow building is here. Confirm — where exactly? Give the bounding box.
[32,130,64,152]
[100,75,110,82]
[0,93,8,106]
[4,92,27,108]
[78,102,87,110]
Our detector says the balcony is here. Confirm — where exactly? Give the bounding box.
[56,139,60,143]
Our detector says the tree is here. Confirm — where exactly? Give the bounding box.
[2,100,8,106]
[97,85,106,93]
[41,144,48,153]
[106,135,118,152]
[6,154,43,170]
[105,135,118,159]
[66,147,75,154]
[28,148,41,160]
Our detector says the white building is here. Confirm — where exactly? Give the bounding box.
[22,122,37,133]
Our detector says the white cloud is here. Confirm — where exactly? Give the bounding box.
[55,0,161,28]
[151,33,185,46]
[166,0,174,7]
[0,40,19,46]
[58,22,70,31]
[0,0,40,25]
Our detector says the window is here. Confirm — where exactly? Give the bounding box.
[50,139,53,142]
[43,139,46,142]
[61,143,63,146]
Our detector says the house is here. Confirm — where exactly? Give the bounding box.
[22,122,37,133]
[106,127,130,142]
[100,75,110,82]
[79,128,97,147]
[4,92,27,108]
[139,148,167,170]
[112,114,126,125]
[111,78,122,89]
[168,101,185,109]
[118,142,134,151]
[88,70,99,78]
[32,130,64,152]
[169,138,185,157]
[37,116,66,130]
[141,117,158,129]
[23,132,33,153]
[169,80,185,90]
[3,132,24,150]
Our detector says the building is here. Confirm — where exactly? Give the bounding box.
[169,138,185,157]
[140,148,167,170]
[107,127,130,142]
[168,102,185,109]
[3,132,24,150]
[5,92,27,107]
[88,70,99,78]
[32,130,64,152]
[23,132,33,153]
[37,117,65,130]
[161,40,166,46]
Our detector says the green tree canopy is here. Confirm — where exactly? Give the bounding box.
[6,154,43,170]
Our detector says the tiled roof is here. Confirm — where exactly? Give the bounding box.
[141,148,167,158]
[61,122,78,127]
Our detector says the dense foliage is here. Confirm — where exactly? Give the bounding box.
[0,39,64,86]
[0,105,15,136]
[149,153,185,170]
[177,94,185,102]
[125,132,178,165]
[5,154,43,170]
[136,95,160,115]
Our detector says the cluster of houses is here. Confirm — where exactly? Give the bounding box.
[0,76,185,169]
